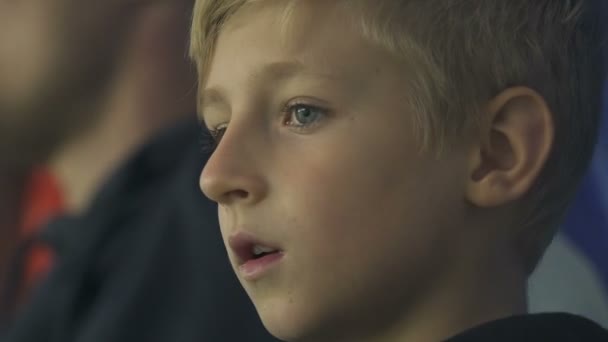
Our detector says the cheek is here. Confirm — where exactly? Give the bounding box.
[277,139,419,254]
[218,206,247,273]
[276,130,463,279]
[269,143,462,331]
[218,206,233,241]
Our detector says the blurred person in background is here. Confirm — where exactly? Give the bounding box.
[0,171,26,309]
[0,0,275,341]
[0,166,65,320]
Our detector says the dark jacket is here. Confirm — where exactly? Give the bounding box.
[446,313,608,342]
[3,120,277,342]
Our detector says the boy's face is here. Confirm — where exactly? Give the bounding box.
[200,2,471,340]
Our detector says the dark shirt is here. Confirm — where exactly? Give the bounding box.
[446,313,608,342]
[3,120,277,342]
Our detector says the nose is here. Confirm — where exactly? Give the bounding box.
[199,125,267,206]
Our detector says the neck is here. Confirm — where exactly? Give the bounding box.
[317,245,527,342]
[49,71,191,215]
[48,79,146,214]
[385,264,527,342]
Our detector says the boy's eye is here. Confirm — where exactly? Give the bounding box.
[285,104,326,129]
[209,125,227,142]
[200,124,227,153]
[201,102,328,153]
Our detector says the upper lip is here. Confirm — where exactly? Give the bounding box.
[228,231,282,266]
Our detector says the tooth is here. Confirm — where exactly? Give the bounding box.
[252,245,275,256]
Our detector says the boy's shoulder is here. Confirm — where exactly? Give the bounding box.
[446,313,608,342]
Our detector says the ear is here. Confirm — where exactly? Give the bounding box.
[466,87,554,208]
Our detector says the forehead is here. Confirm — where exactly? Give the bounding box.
[203,1,394,90]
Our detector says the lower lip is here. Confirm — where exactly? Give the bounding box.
[239,252,284,281]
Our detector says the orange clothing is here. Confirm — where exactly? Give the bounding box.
[18,168,64,294]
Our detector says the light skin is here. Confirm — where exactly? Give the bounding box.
[198,2,554,341]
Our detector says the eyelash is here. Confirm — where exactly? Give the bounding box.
[200,102,329,153]
[199,123,224,154]
[282,101,327,131]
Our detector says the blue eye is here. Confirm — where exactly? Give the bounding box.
[286,104,326,128]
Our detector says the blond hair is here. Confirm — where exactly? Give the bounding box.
[190,0,606,271]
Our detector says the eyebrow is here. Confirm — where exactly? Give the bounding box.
[200,61,304,105]
[198,60,342,122]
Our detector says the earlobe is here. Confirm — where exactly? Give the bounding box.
[466,87,554,208]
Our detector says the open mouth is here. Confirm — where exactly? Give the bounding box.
[252,245,279,260]
[229,233,282,266]
[229,234,284,280]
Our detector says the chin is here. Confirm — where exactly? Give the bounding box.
[253,296,325,342]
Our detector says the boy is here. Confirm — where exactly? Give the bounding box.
[191,0,608,341]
